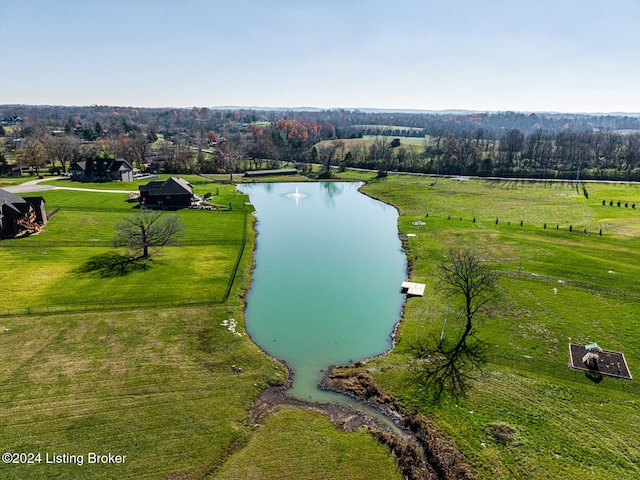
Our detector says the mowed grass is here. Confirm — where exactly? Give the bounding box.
[0,245,239,311]
[211,407,403,480]
[0,305,286,479]
[340,173,640,479]
[0,182,248,311]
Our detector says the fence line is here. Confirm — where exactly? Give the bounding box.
[0,213,250,318]
[499,270,640,300]
[223,212,248,302]
[0,239,244,248]
[0,298,227,318]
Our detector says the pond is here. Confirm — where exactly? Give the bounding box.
[238,182,406,402]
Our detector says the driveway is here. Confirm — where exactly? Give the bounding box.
[4,177,134,194]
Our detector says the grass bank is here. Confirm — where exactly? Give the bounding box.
[335,172,640,479]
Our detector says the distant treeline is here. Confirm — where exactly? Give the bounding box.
[339,130,640,181]
[2,105,640,180]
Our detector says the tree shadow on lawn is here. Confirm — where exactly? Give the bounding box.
[76,252,153,278]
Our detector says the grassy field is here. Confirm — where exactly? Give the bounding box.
[335,173,640,479]
[314,136,427,157]
[0,177,404,479]
[211,407,402,480]
[0,305,287,479]
[0,180,248,313]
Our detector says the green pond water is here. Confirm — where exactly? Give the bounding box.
[238,182,407,402]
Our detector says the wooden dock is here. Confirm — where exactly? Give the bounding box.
[401,281,426,296]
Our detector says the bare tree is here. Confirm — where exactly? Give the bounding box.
[412,247,498,398]
[20,138,46,176]
[113,211,184,259]
[41,134,82,173]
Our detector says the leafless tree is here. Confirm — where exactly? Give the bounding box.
[20,138,46,175]
[41,134,82,173]
[112,211,184,259]
[412,247,499,398]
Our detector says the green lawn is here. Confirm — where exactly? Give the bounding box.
[330,172,640,479]
[0,181,249,313]
[211,407,403,480]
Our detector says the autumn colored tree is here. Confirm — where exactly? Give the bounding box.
[275,120,308,144]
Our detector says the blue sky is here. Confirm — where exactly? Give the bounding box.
[1,0,639,112]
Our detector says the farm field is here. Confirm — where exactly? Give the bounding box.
[344,173,640,479]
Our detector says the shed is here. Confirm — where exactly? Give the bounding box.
[244,168,298,177]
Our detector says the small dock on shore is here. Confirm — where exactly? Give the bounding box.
[401,281,426,296]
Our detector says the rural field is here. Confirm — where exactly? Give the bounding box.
[1,172,639,479]
[347,173,640,479]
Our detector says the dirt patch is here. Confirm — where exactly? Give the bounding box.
[249,370,390,433]
[485,422,521,446]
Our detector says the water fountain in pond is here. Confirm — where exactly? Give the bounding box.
[285,186,306,206]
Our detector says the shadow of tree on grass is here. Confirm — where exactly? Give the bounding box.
[76,252,153,278]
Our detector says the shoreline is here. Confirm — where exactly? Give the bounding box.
[240,179,474,479]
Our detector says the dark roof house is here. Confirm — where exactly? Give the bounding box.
[0,189,47,239]
[0,116,23,126]
[71,158,134,182]
[139,177,194,208]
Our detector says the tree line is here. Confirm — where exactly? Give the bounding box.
[2,105,640,180]
[338,129,640,180]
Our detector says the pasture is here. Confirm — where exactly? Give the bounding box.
[350,173,640,479]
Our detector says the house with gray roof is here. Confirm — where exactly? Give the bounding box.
[138,177,194,208]
[71,158,133,182]
[0,189,47,239]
